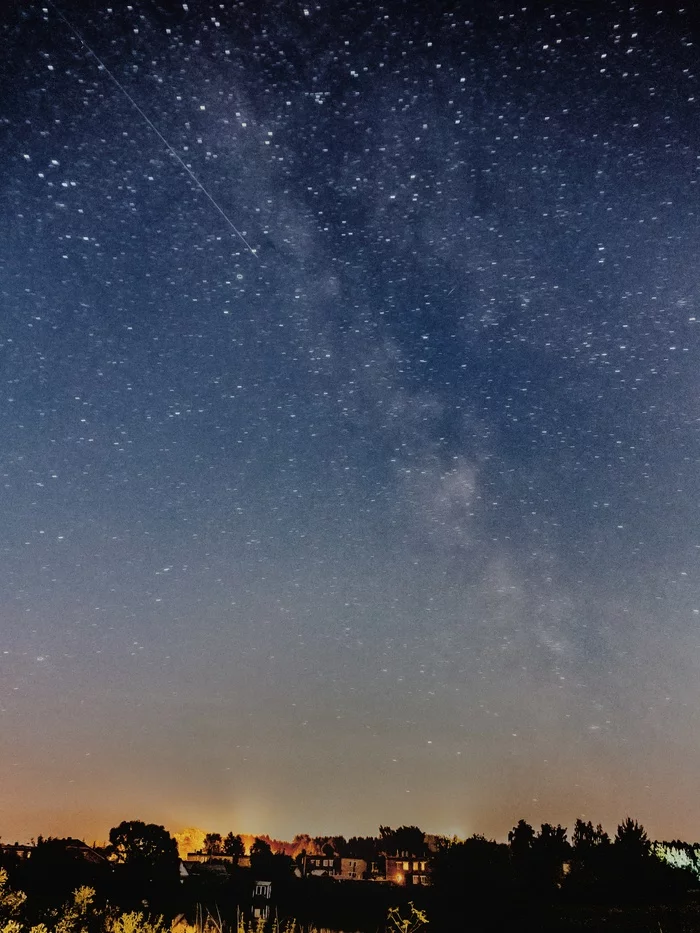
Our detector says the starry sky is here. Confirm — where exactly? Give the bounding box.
[2,0,700,845]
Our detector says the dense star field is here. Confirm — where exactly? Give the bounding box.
[1,0,699,843]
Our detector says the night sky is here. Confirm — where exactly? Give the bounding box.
[2,0,700,845]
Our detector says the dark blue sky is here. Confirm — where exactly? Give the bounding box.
[1,0,699,842]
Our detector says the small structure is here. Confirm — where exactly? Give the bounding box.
[251,880,272,920]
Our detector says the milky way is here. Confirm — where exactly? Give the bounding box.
[1,0,699,843]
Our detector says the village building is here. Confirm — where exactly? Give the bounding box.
[302,853,340,877]
[301,854,368,880]
[338,856,366,880]
[0,844,35,861]
[384,855,430,886]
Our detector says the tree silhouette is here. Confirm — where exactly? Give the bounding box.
[345,836,380,862]
[565,819,612,900]
[250,838,272,859]
[508,820,535,861]
[536,823,568,850]
[531,824,571,894]
[331,836,348,857]
[203,833,223,857]
[614,817,650,857]
[108,821,179,907]
[572,819,610,855]
[378,826,426,856]
[109,822,178,871]
[431,835,511,911]
[507,820,549,901]
[223,833,244,859]
[249,837,275,878]
[609,817,695,904]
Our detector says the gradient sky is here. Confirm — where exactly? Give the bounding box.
[1,0,700,845]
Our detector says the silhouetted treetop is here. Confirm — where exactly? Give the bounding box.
[378,826,426,856]
[223,833,244,858]
[615,817,651,857]
[203,833,223,856]
[508,820,535,859]
[572,819,610,853]
[250,838,272,859]
[108,821,179,871]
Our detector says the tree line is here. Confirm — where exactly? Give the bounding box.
[190,825,429,862]
[2,816,700,932]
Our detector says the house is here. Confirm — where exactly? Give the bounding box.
[385,855,430,886]
[0,844,35,861]
[185,851,250,868]
[62,840,108,864]
[302,853,340,877]
[338,857,367,880]
[182,859,229,877]
[301,853,368,881]
[186,852,235,864]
